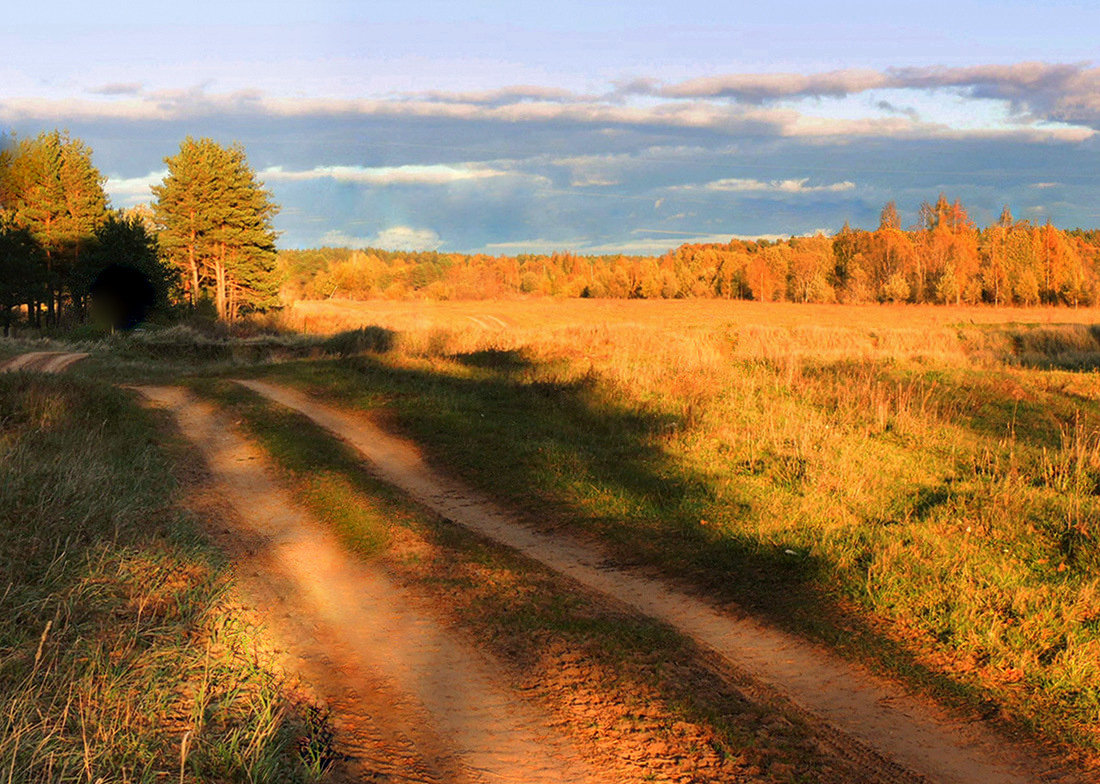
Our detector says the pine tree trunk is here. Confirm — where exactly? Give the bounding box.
[215,257,227,321]
[45,248,56,327]
[188,222,199,308]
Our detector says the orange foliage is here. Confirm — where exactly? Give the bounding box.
[279,196,1100,307]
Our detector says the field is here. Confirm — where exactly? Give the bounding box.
[273,298,1100,755]
[7,296,1100,780]
[286,297,1100,366]
[288,297,1100,333]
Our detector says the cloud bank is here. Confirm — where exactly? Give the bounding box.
[8,61,1100,138]
[10,60,1100,253]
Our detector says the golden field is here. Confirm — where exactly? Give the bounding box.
[287,297,1100,332]
[269,297,1100,757]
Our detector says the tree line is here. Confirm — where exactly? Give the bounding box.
[0,130,279,334]
[5,127,1099,327]
[281,197,1100,307]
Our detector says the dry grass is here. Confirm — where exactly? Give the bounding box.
[284,296,1100,331]
[283,297,1100,366]
[0,375,333,783]
[263,297,1100,758]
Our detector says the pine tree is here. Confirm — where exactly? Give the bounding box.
[73,213,175,328]
[0,218,45,335]
[0,130,107,324]
[153,138,279,320]
[152,137,218,307]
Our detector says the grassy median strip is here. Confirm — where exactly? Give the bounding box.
[197,377,902,783]
[0,374,331,783]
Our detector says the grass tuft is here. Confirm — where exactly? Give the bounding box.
[0,374,333,783]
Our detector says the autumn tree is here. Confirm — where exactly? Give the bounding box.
[979,206,1013,305]
[1004,221,1040,304]
[1033,220,1083,305]
[746,244,787,302]
[786,235,834,302]
[869,201,916,300]
[153,138,280,320]
[0,130,108,324]
[917,194,979,304]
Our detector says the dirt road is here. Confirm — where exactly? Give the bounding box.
[0,351,89,373]
[139,385,611,784]
[238,379,1078,784]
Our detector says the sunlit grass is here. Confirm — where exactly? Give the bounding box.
[248,300,1100,756]
[0,375,332,782]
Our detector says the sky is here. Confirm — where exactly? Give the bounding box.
[5,1,1100,254]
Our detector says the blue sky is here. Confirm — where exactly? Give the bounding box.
[5,1,1100,253]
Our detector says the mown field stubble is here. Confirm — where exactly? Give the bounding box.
[264,298,1100,765]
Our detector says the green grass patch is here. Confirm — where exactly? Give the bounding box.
[189,378,398,558]
[0,374,331,783]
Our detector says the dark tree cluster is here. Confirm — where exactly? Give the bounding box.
[0,131,168,333]
[0,131,281,333]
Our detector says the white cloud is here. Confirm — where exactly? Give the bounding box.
[89,83,143,96]
[416,85,582,105]
[104,169,167,206]
[655,69,891,103]
[675,177,856,194]
[374,226,441,251]
[647,62,1088,114]
[569,174,620,187]
[483,237,592,254]
[261,163,509,186]
[321,226,441,252]
[318,230,376,249]
[3,78,1096,142]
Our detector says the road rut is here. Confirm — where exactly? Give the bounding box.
[139,385,603,784]
[0,351,89,373]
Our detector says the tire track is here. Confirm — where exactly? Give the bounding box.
[138,385,603,784]
[1,351,89,373]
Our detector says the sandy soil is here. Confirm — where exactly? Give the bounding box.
[138,385,620,784]
[0,351,89,373]
[237,379,1085,784]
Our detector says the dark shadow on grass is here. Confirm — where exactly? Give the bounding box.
[321,326,395,357]
[454,348,529,373]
